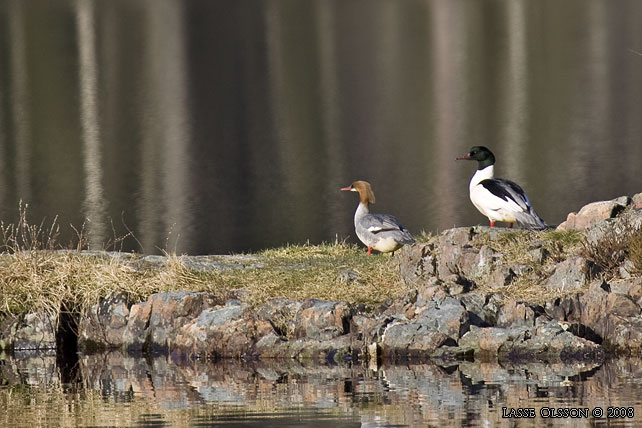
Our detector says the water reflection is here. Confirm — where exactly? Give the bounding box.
[2,351,641,427]
[0,0,641,254]
[77,0,107,248]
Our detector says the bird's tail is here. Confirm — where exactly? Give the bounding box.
[514,207,547,229]
[398,229,416,244]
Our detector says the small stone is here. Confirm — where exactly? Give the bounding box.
[336,268,360,283]
[293,300,352,341]
[399,243,437,285]
[486,266,515,288]
[557,197,631,230]
[440,227,476,246]
[528,247,549,264]
[619,260,636,279]
[544,256,596,292]
[497,301,538,328]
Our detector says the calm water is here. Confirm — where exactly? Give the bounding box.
[1,351,642,427]
[0,0,640,254]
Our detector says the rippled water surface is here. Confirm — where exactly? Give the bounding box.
[2,352,642,427]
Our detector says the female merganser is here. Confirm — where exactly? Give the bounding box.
[456,146,546,229]
[341,180,415,254]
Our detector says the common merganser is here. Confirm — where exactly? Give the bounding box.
[456,146,546,229]
[341,180,415,254]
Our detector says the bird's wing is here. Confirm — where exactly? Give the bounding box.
[361,213,408,234]
[479,178,532,212]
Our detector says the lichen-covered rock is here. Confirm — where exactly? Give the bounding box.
[147,292,219,353]
[618,260,637,279]
[528,246,550,264]
[459,325,524,356]
[459,321,603,361]
[121,292,218,355]
[350,314,388,358]
[605,316,642,351]
[257,335,357,363]
[173,298,363,361]
[557,196,631,230]
[122,301,152,354]
[417,297,470,340]
[176,300,274,359]
[610,277,642,304]
[502,320,603,361]
[546,280,642,351]
[437,242,479,281]
[78,292,133,352]
[0,312,57,351]
[486,265,517,288]
[380,297,468,360]
[460,292,502,327]
[415,279,448,308]
[381,320,451,360]
[399,242,436,285]
[543,256,597,292]
[10,196,642,363]
[437,236,504,286]
[440,227,476,247]
[381,288,419,319]
[496,301,539,328]
[293,300,352,341]
[255,298,303,338]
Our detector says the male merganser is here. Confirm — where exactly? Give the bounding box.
[341,180,415,254]
[456,146,546,229]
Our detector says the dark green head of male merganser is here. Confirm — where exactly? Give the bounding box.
[456,146,496,170]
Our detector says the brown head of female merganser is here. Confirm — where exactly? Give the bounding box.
[456,146,546,229]
[341,180,415,254]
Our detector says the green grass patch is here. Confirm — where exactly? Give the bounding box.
[185,242,407,307]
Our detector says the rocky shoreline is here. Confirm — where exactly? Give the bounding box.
[2,194,642,364]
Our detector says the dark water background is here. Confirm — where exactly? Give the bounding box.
[1,0,641,255]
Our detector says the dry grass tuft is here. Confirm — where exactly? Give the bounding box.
[0,205,233,320]
[628,230,642,273]
[581,230,629,274]
[0,251,207,321]
[580,218,642,276]
[474,229,583,265]
[0,208,408,319]
[0,243,408,318]
[471,228,587,304]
